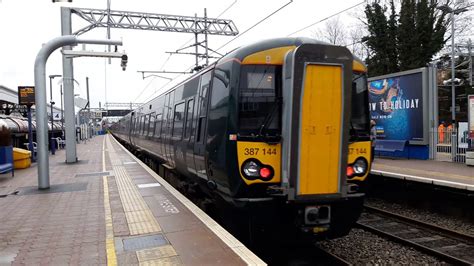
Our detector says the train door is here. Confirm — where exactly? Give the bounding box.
[184,97,196,175]
[193,70,213,180]
[163,92,173,167]
[171,100,185,172]
[282,43,352,200]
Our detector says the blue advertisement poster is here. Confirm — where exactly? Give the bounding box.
[369,72,423,142]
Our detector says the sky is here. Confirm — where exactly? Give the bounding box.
[0,0,376,110]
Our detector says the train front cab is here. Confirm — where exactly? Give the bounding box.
[236,42,370,239]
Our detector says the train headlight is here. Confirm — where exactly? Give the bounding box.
[243,160,260,177]
[241,159,275,180]
[353,158,368,175]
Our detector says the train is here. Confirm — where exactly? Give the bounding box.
[0,115,63,149]
[111,37,372,242]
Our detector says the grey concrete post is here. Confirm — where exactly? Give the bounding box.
[61,7,77,163]
[34,34,122,189]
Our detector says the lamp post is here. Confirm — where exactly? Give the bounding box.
[49,74,61,155]
[437,5,469,122]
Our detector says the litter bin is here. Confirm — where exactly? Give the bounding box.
[13,148,31,169]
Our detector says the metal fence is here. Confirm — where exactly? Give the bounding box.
[430,127,469,163]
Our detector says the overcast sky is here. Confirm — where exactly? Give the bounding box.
[0,0,370,110]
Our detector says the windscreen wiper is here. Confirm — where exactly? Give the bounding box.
[258,97,282,141]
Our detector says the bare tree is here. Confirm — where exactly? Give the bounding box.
[313,17,347,45]
[312,17,368,60]
[348,25,369,60]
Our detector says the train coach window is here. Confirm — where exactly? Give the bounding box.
[135,116,139,133]
[155,113,163,138]
[238,65,281,135]
[172,102,185,139]
[148,113,155,137]
[185,99,194,139]
[143,115,149,135]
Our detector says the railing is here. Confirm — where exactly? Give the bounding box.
[430,127,469,163]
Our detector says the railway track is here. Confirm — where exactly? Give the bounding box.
[316,247,351,265]
[357,205,474,265]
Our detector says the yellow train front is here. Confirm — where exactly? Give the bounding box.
[112,37,371,241]
[217,38,371,239]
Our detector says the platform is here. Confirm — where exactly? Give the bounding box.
[0,134,264,265]
[371,158,474,191]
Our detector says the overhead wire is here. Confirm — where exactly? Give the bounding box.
[176,0,238,51]
[134,0,365,103]
[286,0,366,37]
[135,0,240,102]
[213,0,293,54]
[178,0,294,75]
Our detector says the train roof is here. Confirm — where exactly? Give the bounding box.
[120,37,366,121]
[220,37,365,66]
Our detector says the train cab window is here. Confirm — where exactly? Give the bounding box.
[351,72,370,141]
[148,113,155,137]
[238,65,281,136]
[184,99,194,139]
[155,113,163,138]
[172,102,185,139]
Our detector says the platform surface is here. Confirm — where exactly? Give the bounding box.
[0,134,264,265]
[371,158,474,190]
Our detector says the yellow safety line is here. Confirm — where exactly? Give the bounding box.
[103,135,117,266]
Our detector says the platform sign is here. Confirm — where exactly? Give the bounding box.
[468,95,474,139]
[368,68,427,145]
[52,111,62,121]
[18,86,35,106]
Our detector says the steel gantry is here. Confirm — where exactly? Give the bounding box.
[60,6,238,163]
[70,8,239,36]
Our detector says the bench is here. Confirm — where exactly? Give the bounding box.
[375,140,408,152]
[0,163,14,177]
[375,140,409,159]
[23,142,37,154]
[0,146,14,177]
[56,137,66,149]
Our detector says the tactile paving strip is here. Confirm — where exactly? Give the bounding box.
[106,137,161,235]
[108,135,266,265]
[105,136,183,265]
[137,245,181,265]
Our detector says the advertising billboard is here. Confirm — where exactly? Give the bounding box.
[368,68,428,144]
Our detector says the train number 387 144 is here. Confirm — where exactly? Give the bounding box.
[244,148,277,156]
[348,147,367,155]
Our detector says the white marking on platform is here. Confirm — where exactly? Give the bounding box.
[137,183,162,188]
[123,161,137,165]
[158,198,180,214]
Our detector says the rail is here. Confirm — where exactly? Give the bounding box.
[357,205,474,265]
